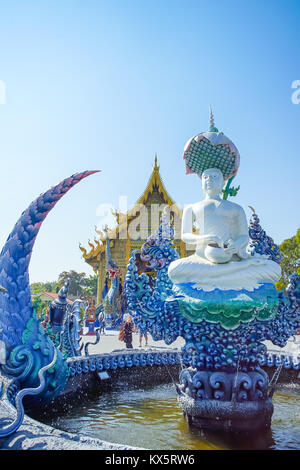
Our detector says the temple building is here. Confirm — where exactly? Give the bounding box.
[80,156,192,305]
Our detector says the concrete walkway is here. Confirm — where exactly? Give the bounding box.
[80,330,300,357]
[81,330,184,354]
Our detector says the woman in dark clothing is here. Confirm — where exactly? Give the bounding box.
[123,315,134,349]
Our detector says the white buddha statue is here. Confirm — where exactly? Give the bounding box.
[168,167,281,292]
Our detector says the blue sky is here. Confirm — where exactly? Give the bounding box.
[0,0,299,282]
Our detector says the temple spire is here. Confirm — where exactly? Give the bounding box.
[154,153,159,171]
[209,105,219,132]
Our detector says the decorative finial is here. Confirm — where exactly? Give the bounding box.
[103,224,109,238]
[55,279,70,305]
[154,153,159,170]
[209,105,219,132]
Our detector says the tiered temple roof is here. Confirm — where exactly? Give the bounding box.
[80,156,187,303]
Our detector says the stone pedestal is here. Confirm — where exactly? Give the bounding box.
[177,367,273,432]
[179,395,273,432]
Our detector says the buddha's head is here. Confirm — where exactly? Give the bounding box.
[201,168,224,196]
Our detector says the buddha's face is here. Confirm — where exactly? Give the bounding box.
[201,168,224,196]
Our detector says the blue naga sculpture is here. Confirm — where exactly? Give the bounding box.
[43,280,87,358]
[125,113,300,432]
[61,298,87,357]
[104,229,121,307]
[0,171,98,428]
[95,228,123,329]
[125,210,300,431]
[125,209,180,343]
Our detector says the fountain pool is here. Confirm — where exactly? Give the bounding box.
[29,382,300,450]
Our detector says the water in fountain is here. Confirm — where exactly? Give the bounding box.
[31,383,300,450]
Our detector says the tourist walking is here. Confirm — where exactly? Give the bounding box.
[138,324,148,347]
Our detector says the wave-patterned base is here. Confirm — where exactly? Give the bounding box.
[169,282,279,330]
[178,366,273,432]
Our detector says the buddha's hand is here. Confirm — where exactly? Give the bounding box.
[205,235,224,248]
[223,238,239,255]
[225,238,250,259]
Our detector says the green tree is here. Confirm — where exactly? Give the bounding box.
[82,275,98,297]
[57,270,87,297]
[44,281,58,292]
[31,271,97,300]
[276,228,300,291]
[31,281,57,294]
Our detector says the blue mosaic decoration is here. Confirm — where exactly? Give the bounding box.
[185,139,238,180]
[125,211,300,376]
[95,230,124,328]
[66,348,300,380]
[183,108,240,181]
[248,209,282,264]
[67,349,181,377]
[178,367,269,402]
[57,299,86,358]
[0,171,98,405]
[125,210,179,343]
[0,349,57,437]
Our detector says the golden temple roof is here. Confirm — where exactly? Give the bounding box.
[80,155,181,265]
[134,154,175,207]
